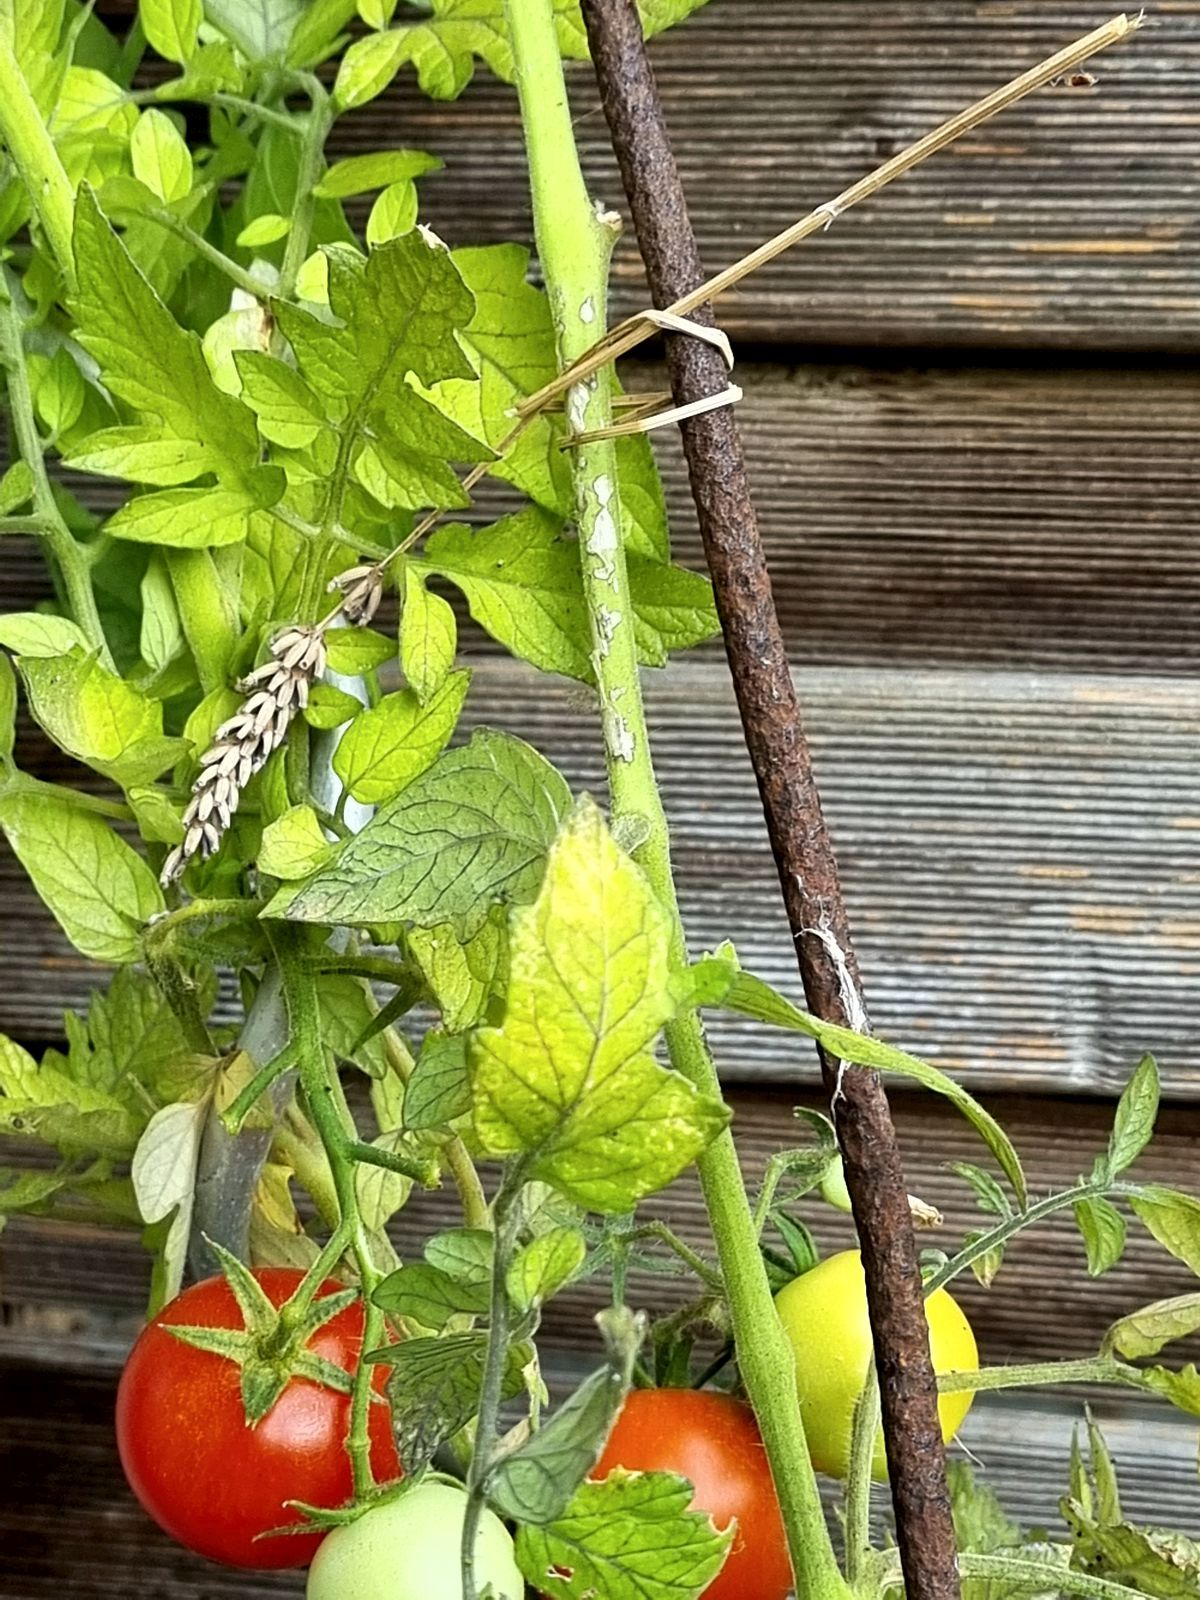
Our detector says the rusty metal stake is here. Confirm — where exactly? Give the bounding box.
[578,3,961,1597]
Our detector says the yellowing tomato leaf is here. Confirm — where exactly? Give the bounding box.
[470,799,728,1210]
[332,669,468,804]
[259,805,334,880]
[400,566,457,702]
[516,1470,732,1600]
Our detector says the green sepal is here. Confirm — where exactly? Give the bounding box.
[206,1235,278,1336]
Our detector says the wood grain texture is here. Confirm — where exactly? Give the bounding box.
[316,1,1200,353]
[5,655,1194,1096]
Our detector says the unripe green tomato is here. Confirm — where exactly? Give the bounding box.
[775,1248,978,1481]
[305,1482,523,1600]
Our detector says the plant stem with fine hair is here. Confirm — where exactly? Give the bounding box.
[502,5,848,1597]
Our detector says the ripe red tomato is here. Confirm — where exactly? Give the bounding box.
[116,1267,399,1568]
[593,1388,792,1600]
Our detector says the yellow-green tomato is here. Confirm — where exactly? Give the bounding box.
[775,1248,978,1481]
[306,1482,523,1600]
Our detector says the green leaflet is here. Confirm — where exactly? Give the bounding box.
[408,914,508,1035]
[17,650,185,787]
[0,1032,142,1159]
[275,231,475,410]
[233,351,327,449]
[403,1032,471,1131]
[57,965,211,1109]
[516,1472,732,1600]
[71,188,260,483]
[267,729,571,937]
[63,426,217,486]
[0,790,163,964]
[203,0,305,60]
[400,566,458,703]
[258,805,334,880]
[139,0,203,64]
[424,244,669,558]
[470,799,728,1211]
[332,0,710,103]
[104,483,274,547]
[332,669,469,805]
[0,613,90,657]
[416,510,715,682]
[313,149,442,199]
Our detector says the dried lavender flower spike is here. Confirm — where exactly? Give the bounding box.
[160,625,329,888]
[327,563,384,627]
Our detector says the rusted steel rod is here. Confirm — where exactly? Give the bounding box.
[577,3,961,1596]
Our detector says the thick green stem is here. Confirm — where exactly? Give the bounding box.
[145,948,216,1056]
[273,925,386,1497]
[0,41,76,289]
[503,8,847,1599]
[844,1364,882,1585]
[0,292,112,667]
[939,1357,1153,1398]
[461,1168,524,1600]
[278,84,333,301]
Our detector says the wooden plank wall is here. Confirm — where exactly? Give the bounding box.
[4,4,1200,1592]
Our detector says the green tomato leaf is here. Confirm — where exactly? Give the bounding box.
[417,509,590,680]
[0,790,164,963]
[141,0,203,62]
[63,965,214,1107]
[373,1260,490,1328]
[314,149,441,199]
[1101,1293,1200,1361]
[275,230,474,422]
[0,655,16,761]
[0,460,34,513]
[366,180,418,245]
[1136,1364,1200,1420]
[258,805,334,880]
[1062,1498,1200,1599]
[947,1161,1011,1220]
[16,650,183,786]
[1107,1053,1159,1177]
[236,213,291,247]
[705,961,1027,1209]
[1130,1186,1200,1275]
[71,188,259,481]
[62,426,217,486]
[400,566,457,702]
[355,1129,418,1231]
[0,1033,142,1158]
[507,1225,586,1313]
[28,348,86,435]
[380,1331,528,1474]
[286,0,357,67]
[139,553,185,672]
[471,798,728,1210]
[130,108,193,203]
[516,1470,732,1600]
[409,914,507,1033]
[423,1226,493,1286]
[488,1304,643,1525]
[403,1032,470,1132]
[234,350,327,449]
[0,612,90,657]
[322,626,394,675]
[333,669,468,805]
[331,27,408,109]
[425,243,570,513]
[628,553,719,665]
[269,729,571,937]
[105,484,268,546]
[203,0,305,60]
[1073,1196,1127,1277]
[303,681,365,730]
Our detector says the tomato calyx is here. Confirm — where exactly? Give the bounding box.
[162,1241,362,1423]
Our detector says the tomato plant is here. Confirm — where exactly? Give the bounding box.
[0,7,1195,1600]
[593,1389,791,1600]
[775,1249,978,1480]
[306,1482,522,1600]
[116,1268,399,1568]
